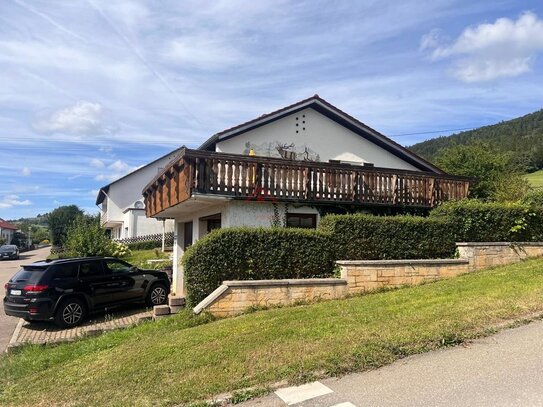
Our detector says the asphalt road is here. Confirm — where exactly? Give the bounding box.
[0,246,50,353]
[241,320,543,407]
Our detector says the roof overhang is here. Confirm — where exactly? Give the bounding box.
[198,95,443,174]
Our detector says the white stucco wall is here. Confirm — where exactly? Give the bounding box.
[1,228,14,244]
[121,210,174,239]
[222,201,320,228]
[215,107,419,171]
[102,150,179,238]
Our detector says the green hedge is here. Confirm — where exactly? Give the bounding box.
[319,214,457,260]
[182,228,334,306]
[429,200,543,242]
[127,241,161,250]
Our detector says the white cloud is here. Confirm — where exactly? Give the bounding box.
[422,12,543,82]
[90,158,105,168]
[21,167,31,176]
[95,160,139,182]
[165,36,244,69]
[33,100,116,136]
[0,194,32,208]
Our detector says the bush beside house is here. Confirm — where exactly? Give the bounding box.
[183,228,334,306]
[430,200,543,242]
[319,214,457,260]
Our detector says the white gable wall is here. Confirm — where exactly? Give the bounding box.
[215,107,419,171]
[103,151,178,239]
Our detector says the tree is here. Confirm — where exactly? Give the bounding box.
[65,214,114,257]
[436,142,528,201]
[47,205,83,246]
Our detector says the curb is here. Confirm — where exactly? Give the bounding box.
[6,318,24,354]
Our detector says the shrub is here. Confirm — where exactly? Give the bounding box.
[429,200,543,242]
[522,189,543,207]
[127,241,160,250]
[319,214,456,260]
[182,228,334,306]
[40,239,50,245]
[110,241,131,257]
[65,215,116,257]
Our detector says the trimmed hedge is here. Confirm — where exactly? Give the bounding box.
[429,200,543,242]
[127,241,161,250]
[182,228,335,306]
[319,214,457,260]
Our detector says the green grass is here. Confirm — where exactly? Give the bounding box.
[524,169,543,188]
[122,249,170,268]
[3,258,543,406]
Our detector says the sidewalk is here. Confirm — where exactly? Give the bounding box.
[239,320,543,407]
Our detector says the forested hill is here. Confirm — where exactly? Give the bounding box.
[409,108,543,172]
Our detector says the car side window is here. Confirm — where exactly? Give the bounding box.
[78,262,103,279]
[53,264,78,280]
[104,260,132,274]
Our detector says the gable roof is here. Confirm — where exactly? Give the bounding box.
[0,219,18,230]
[95,147,183,205]
[199,95,443,174]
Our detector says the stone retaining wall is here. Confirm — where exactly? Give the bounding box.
[338,242,543,294]
[193,279,348,317]
[193,242,543,316]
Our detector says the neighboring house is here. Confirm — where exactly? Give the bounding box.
[141,95,470,296]
[0,219,17,244]
[95,149,182,240]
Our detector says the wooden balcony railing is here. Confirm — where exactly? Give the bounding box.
[143,149,470,217]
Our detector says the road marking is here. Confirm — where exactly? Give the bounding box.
[275,381,334,405]
[330,403,357,407]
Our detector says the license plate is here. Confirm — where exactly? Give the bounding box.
[10,290,21,296]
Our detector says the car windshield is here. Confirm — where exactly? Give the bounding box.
[0,245,17,253]
[10,266,48,284]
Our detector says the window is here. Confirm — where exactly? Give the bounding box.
[53,263,78,279]
[104,259,132,274]
[286,213,317,229]
[200,213,221,233]
[78,262,103,278]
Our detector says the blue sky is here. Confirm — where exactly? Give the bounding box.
[1,0,543,219]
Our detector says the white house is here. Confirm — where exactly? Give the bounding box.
[141,95,469,296]
[95,149,182,240]
[0,219,17,244]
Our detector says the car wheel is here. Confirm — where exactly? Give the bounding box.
[146,283,168,307]
[54,298,86,328]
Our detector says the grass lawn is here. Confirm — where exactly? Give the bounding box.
[524,169,543,189]
[122,248,170,268]
[3,258,543,406]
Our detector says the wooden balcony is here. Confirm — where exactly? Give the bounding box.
[143,148,470,218]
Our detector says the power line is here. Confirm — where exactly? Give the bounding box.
[389,126,476,137]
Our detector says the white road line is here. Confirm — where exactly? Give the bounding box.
[275,381,334,405]
[330,402,357,407]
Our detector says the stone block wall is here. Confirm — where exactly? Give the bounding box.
[337,259,470,294]
[338,242,543,294]
[193,279,347,317]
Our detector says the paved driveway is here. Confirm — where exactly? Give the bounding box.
[0,246,51,353]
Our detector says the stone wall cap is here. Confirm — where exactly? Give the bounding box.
[456,242,543,247]
[336,259,469,266]
[223,278,347,287]
[193,284,229,314]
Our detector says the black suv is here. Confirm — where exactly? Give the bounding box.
[4,257,170,328]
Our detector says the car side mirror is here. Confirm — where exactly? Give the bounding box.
[129,266,138,272]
